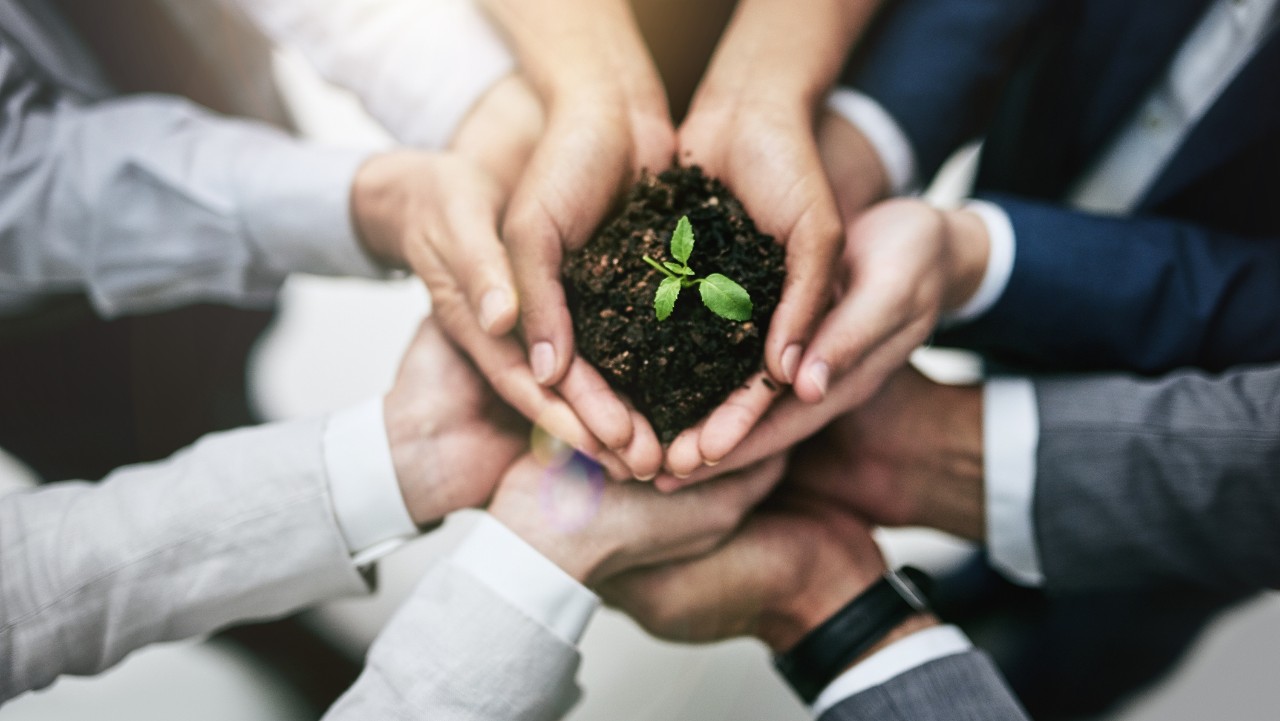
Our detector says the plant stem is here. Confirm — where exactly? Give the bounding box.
[643,255,676,279]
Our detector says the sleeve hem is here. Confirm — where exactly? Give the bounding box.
[809,625,973,718]
[449,514,600,645]
[944,199,1015,324]
[323,398,419,565]
[826,87,918,195]
[983,378,1045,586]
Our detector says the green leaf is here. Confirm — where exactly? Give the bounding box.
[655,276,683,321]
[698,273,753,321]
[670,215,695,265]
[663,261,694,276]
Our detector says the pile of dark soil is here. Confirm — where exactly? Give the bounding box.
[563,165,786,443]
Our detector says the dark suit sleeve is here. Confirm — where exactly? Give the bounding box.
[936,193,1280,374]
[842,0,1054,182]
[1031,364,1280,593]
[818,650,1030,721]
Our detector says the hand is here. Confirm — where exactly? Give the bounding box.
[600,491,936,654]
[382,319,527,526]
[352,150,517,335]
[666,366,986,537]
[354,155,654,481]
[355,73,665,480]
[788,367,986,540]
[488,452,784,585]
[663,198,990,480]
[664,0,882,474]
[353,76,544,337]
[481,0,676,468]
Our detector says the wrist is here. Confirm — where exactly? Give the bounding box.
[940,209,992,313]
[487,493,608,584]
[772,566,936,703]
[763,546,887,654]
[351,153,414,269]
[817,110,892,217]
[910,383,985,539]
[850,613,941,667]
[765,574,871,653]
[383,392,447,527]
[700,0,870,109]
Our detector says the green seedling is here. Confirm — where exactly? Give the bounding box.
[643,215,752,322]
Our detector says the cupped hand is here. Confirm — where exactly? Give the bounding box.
[597,491,890,653]
[664,98,843,474]
[480,0,677,470]
[661,0,885,474]
[354,157,655,480]
[663,195,989,481]
[488,452,785,585]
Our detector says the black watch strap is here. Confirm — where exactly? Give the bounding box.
[773,566,932,704]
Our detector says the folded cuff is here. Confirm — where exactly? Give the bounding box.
[323,398,419,566]
[450,514,600,645]
[826,87,918,195]
[983,378,1044,586]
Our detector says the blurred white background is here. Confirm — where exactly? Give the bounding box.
[3,40,1280,721]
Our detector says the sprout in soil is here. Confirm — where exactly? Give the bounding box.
[643,215,753,322]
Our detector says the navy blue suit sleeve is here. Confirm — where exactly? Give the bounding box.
[844,0,1053,182]
[936,193,1280,373]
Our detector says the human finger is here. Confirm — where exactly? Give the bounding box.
[428,174,519,336]
[556,355,635,453]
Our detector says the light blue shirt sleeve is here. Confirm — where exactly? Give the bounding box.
[0,32,383,317]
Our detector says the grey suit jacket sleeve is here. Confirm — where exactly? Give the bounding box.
[325,556,583,721]
[0,21,380,318]
[0,417,369,703]
[1032,364,1280,593]
[818,650,1029,721]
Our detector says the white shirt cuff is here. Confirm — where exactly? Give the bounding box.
[323,397,419,566]
[826,87,918,195]
[450,514,601,646]
[983,378,1044,586]
[810,625,973,717]
[945,199,1016,324]
[236,142,387,280]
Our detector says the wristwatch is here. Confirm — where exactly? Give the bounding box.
[773,566,933,704]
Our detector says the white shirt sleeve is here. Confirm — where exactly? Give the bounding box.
[825,87,918,195]
[983,378,1045,586]
[809,625,974,717]
[229,0,516,149]
[0,82,385,317]
[943,199,1016,324]
[323,397,420,567]
[449,514,601,645]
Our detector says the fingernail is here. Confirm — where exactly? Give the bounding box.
[531,342,555,385]
[808,361,830,399]
[781,344,802,384]
[478,288,512,333]
[673,468,691,480]
[704,459,720,468]
[637,471,657,482]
